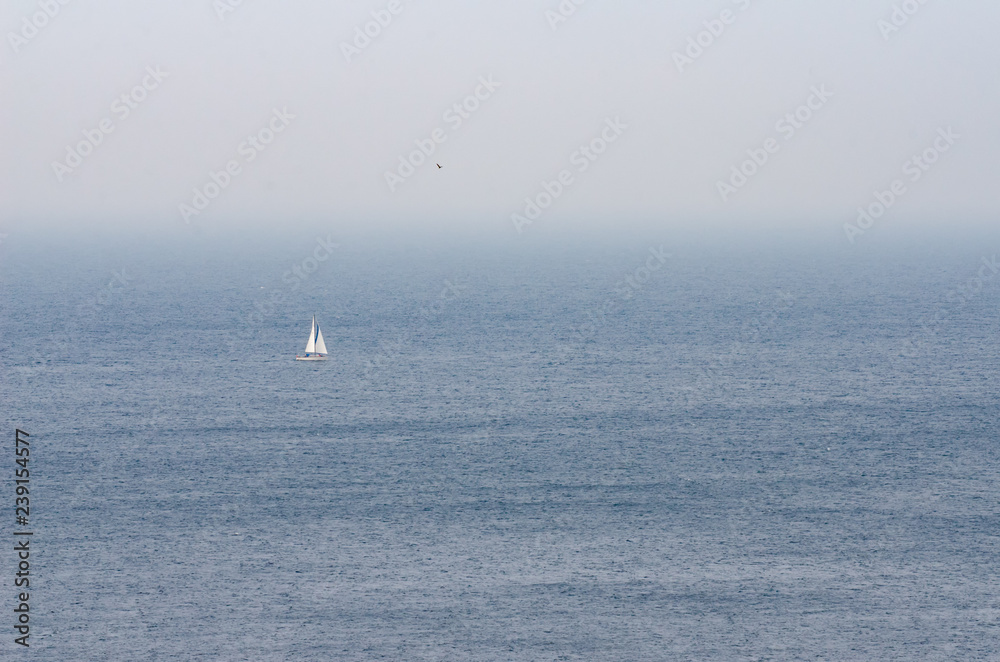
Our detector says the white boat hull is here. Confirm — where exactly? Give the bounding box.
[297,316,329,361]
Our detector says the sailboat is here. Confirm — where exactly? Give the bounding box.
[295,315,328,361]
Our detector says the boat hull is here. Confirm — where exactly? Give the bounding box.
[295,355,328,361]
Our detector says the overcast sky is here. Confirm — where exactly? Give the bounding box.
[1,1,998,239]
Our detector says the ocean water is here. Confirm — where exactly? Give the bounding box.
[1,231,998,660]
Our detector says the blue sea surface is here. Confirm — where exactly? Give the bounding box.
[1,231,998,660]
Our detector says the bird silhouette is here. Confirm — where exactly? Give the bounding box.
[436,163,442,168]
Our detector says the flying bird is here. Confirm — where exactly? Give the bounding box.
[436,163,442,168]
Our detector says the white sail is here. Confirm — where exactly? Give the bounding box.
[315,323,328,355]
[296,314,329,360]
[304,316,316,354]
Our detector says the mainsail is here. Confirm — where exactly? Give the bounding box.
[314,322,328,355]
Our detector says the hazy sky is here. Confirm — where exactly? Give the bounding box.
[1,1,998,238]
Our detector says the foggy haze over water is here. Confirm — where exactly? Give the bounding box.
[1,1,998,236]
[2,2,1000,661]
